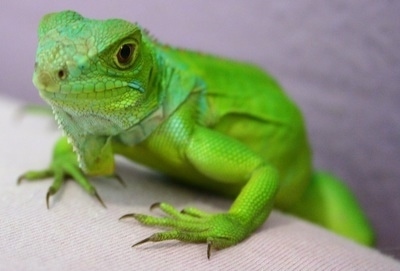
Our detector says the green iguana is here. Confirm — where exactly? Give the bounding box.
[20,10,374,258]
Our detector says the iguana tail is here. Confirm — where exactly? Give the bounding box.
[287,171,375,246]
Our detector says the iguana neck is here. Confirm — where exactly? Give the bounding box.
[115,41,202,145]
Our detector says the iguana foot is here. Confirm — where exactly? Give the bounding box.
[18,137,124,208]
[120,202,250,259]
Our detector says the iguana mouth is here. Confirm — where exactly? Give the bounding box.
[33,64,144,104]
[33,68,130,94]
[38,86,131,104]
[33,71,134,104]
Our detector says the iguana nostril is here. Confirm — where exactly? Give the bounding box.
[57,68,67,80]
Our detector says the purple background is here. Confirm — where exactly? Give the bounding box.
[1,1,399,257]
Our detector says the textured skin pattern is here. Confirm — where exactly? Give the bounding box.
[22,10,374,256]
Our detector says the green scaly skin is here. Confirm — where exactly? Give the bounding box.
[20,11,374,258]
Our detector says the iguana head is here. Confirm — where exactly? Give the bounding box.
[33,10,160,136]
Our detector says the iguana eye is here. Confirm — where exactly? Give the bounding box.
[115,43,135,68]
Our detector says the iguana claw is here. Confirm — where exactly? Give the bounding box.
[17,137,127,209]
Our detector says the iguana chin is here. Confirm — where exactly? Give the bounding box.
[21,10,374,258]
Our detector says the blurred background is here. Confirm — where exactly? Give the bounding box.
[1,0,399,258]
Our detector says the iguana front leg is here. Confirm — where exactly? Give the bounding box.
[121,126,279,258]
[18,136,123,208]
